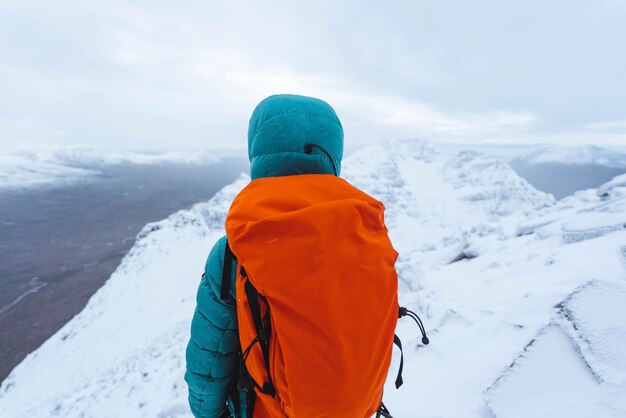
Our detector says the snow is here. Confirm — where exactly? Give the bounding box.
[1,139,626,417]
[485,323,617,418]
[512,144,626,167]
[485,279,626,418]
[562,212,626,244]
[342,140,553,267]
[0,145,220,191]
[516,181,626,244]
[555,280,626,386]
[598,173,626,198]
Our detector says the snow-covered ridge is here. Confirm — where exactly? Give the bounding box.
[1,139,625,417]
[598,173,626,197]
[512,144,626,167]
[517,175,626,242]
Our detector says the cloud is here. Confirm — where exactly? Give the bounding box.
[0,117,66,152]
[0,0,625,152]
[585,120,626,130]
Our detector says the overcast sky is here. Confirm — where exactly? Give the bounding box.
[1,0,625,154]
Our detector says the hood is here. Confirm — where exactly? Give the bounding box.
[247,94,344,180]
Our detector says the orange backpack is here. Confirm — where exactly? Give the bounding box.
[224,174,402,417]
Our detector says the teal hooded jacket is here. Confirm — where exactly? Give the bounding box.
[185,94,344,417]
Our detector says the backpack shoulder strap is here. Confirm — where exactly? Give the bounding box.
[221,240,236,302]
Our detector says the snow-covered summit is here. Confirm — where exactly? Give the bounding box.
[1,139,625,417]
[512,144,626,167]
[345,139,551,219]
[343,139,553,269]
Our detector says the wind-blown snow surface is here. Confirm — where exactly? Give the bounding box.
[0,145,220,190]
[1,139,625,417]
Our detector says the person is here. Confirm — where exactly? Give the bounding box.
[184,94,346,417]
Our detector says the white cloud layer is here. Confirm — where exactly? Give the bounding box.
[1,0,625,152]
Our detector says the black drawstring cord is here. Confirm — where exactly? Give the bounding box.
[399,306,429,345]
[406,310,428,344]
[304,143,338,176]
[384,307,429,415]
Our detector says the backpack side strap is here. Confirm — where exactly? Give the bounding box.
[221,241,235,302]
[393,334,404,389]
[243,274,276,397]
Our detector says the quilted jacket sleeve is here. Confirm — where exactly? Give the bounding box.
[185,235,239,417]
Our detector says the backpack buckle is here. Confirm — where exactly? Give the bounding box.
[262,381,276,398]
[237,376,255,392]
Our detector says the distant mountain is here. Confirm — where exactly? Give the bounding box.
[2,139,625,417]
[0,154,100,190]
[20,144,221,167]
[0,145,221,191]
[509,145,626,199]
[512,144,626,168]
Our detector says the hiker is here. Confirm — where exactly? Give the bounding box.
[185,94,422,417]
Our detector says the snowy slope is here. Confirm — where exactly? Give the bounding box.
[485,279,626,418]
[0,145,219,191]
[512,144,626,167]
[0,175,249,418]
[1,139,625,418]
